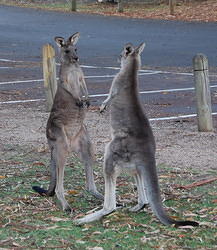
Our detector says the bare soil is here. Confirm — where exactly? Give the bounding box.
[0,102,216,173]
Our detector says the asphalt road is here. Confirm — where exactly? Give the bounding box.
[1,5,217,67]
[0,5,217,119]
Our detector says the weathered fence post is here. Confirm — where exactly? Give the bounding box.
[42,44,57,112]
[169,0,175,15]
[193,54,213,132]
[117,0,123,13]
[71,0,76,11]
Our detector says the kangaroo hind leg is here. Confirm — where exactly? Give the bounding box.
[130,165,149,212]
[32,146,56,197]
[75,126,103,200]
[53,140,72,213]
[74,162,118,224]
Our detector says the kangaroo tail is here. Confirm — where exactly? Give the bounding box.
[142,161,199,227]
[32,186,55,197]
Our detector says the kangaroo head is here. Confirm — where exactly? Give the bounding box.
[120,42,145,69]
[54,32,80,64]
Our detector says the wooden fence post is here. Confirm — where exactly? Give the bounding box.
[193,54,213,132]
[71,0,76,11]
[117,0,123,13]
[42,44,57,112]
[169,0,175,15]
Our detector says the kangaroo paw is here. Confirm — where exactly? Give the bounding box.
[76,101,84,108]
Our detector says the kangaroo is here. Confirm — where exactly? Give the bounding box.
[33,33,103,212]
[74,43,199,227]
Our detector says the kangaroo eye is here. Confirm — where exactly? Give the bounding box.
[65,50,70,54]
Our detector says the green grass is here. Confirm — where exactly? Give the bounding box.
[0,145,216,249]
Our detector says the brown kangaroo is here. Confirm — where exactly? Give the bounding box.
[74,43,199,227]
[33,33,103,212]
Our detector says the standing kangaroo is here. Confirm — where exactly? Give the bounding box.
[75,43,199,227]
[33,33,102,212]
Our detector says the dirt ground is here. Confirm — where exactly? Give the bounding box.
[0,102,216,173]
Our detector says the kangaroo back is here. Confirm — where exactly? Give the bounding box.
[117,43,198,227]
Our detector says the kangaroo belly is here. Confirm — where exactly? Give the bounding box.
[46,106,85,141]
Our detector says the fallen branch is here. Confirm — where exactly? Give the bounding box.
[173,177,217,189]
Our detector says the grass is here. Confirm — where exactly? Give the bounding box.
[1,0,217,22]
[0,144,216,249]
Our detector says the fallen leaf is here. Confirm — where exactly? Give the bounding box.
[174,177,217,189]
[45,225,59,230]
[91,231,102,235]
[178,225,195,229]
[0,175,6,179]
[159,174,176,178]
[178,234,186,238]
[32,161,45,167]
[67,190,80,195]
[148,229,160,234]
[76,240,86,244]
[87,247,104,250]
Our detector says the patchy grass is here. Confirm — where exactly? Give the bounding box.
[0,144,216,249]
[0,0,217,22]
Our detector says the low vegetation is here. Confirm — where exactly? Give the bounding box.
[0,144,216,249]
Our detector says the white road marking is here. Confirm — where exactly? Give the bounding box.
[0,67,15,69]
[0,58,25,63]
[1,59,216,121]
[89,85,217,97]
[0,79,44,85]
[0,99,44,104]
[2,58,217,76]
[0,98,216,122]
[0,76,217,95]
[149,113,217,121]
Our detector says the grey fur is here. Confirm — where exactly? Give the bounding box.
[33,33,103,212]
[74,43,198,227]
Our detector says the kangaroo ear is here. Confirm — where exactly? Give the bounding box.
[124,43,134,56]
[54,37,65,47]
[135,42,146,55]
[68,32,80,45]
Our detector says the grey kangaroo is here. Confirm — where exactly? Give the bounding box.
[75,43,199,227]
[33,33,103,212]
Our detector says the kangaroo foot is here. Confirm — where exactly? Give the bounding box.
[87,189,104,200]
[74,208,115,225]
[129,203,148,212]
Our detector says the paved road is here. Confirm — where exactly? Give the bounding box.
[1,5,217,67]
[0,5,217,119]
